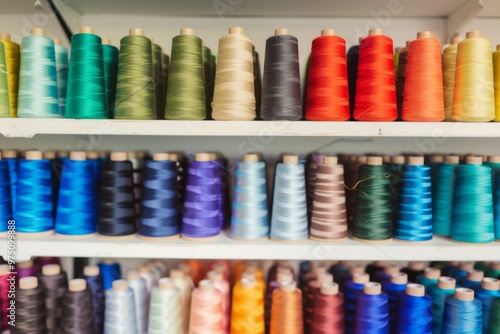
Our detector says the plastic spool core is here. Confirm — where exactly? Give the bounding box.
[280,281,296,291]
[367,156,383,166]
[129,28,144,36]
[317,273,334,284]
[0,33,11,41]
[31,27,46,36]
[79,26,94,34]
[195,153,210,162]
[180,28,195,36]
[277,272,293,283]
[320,282,339,295]
[465,156,482,165]
[83,265,99,276]
[241,277,256,287]
[407,156,424,165]
[102,38,111,45]
[283,155,299,164]
[275,28,290,36]
[19,277,38,290]
[445,155,460,164]
[424,267,440,279]
[451,37,463,45]
[481,278,500,290]
[43,151,56,160]
[169,268,184,279]
[438,276,456,290]
[168,153,180,162]
[42,264,61,276]
[349,264,365,274]
[158,278,174,289]
[69,278,87,292]
[229,27,244,34]
[353,273,369,284]
[391,273,408,284]
[429,155,444,163]
[53,37,61,45]
[391,156,405,164]
[409,262,426,271]
[322,156,338,165]
[384,264,401,275]
[369,28,384,36]
[110,152,127,162]
[112,280,128,291]
[243,154,259,162]
[455,288,474,301]
[25,151,43,160]
[364,282,382,295]
[153,153,169,161]
[70,151,86,161]
[0,265,8,276]
[466,31,482,38]
[488,156,500,163]
[321,29,336,36]
[417,30,434,39]
[126,270,139,280]
[199,279,214,291]
[407,283,425,297]
[2,150,16,159]
[467,269,484,282]
[208,270,223,283]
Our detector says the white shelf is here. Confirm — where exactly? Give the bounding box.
[4,233,500,262]
[55,0,496,18]
[2,119,500,138]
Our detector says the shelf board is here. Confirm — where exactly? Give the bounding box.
[4,233,499,262]
[59,0,498,18]
[1,119,500,138]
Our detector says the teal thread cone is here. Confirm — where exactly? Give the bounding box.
[433,162,458,236]
[165,34,206,120]
[17,35,60,118]
[55,44,68,116]
[66,33,107,119]
[452,163,494,243]
[102,43,119,118]
[114,34,155,119]
[486,160,500,240]
[0,42,10,117]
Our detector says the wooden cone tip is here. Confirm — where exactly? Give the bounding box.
[408,156,424,165]
[321,29,336,36]
[364,282,381,295]
[229,27,244,34]
[25,150,43,160]
[31,27,46,36]
[455,288,474,301]
[110,152,127,161]
[79,26,94,34]
[466,30,482,38]
[70,151,86,161]
[465,156,482,165]
[417,30,434,39]
[283,155,299,164]
[275,28,290,35]
[320,282,339,295]
[243,154,259,162]
[19,277,38,290]
[195,153,211,162]
[42,264,60,276]
[482,278,500,290]
[438,276,456,290]
[69,279,86,292]
[367,156,383,165]
[369,28,384,36]
[406,283,425,297]
[129,28,144,36]
[83,265,99,276]
[153,153,170,161]
[180,28,195,36]
[112,280,128,291]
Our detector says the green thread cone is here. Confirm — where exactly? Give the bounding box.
[165,34,205,120]
[114,34,155,120]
